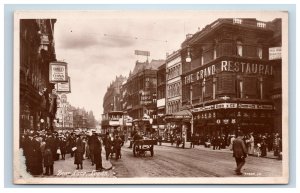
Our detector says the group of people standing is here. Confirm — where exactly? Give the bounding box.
[21,130,69,176]
[20,129,125,176]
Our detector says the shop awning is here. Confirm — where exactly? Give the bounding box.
[165,110,192,120]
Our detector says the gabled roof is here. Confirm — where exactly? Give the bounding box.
[131,59,165,77]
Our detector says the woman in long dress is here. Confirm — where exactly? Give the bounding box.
[247,133,255,155]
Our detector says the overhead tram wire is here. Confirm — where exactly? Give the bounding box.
[69,30,170,56]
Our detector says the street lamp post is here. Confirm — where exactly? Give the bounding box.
[190,84,194,136]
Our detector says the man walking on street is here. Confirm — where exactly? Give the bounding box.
[232,131,248,175]
[94,132,104,171]
[88,130,97,166]
[103,132,113,160]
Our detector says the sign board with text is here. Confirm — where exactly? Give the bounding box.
[56,77,71,93]
[49,62,68,82]
[269,47,282,60]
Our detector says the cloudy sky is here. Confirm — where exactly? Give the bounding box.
[53,11,278,120]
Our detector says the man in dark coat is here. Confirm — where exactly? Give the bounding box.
[68,132,76,157]
[45,132,56,161]
[74,133,85,169]
[53,132,60,161]
[190,133,196,148]
[114,135,123,160]
[103,132,113,160]
[88,131,97,165]
[59,136,67,160]
[22,133,31,172]
[232,131,248,175]
[43,144,54,175]
[30,133,43,175]
[93,133,103,171]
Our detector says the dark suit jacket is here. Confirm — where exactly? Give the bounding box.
[232,137,247,158]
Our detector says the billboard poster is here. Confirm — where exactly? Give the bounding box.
[56,76,71,93]
[49,61,68,82]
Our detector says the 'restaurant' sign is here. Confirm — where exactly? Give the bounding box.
[49,62,68,82]
[184,59,273,84]
[56,77,71,93]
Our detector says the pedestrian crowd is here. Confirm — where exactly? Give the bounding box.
[199,132,282,159]
[20,129,124,176]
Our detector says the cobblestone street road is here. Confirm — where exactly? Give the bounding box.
[110,142,283,178]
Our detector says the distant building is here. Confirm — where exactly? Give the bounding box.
[55,94,74,129]
[101,75,127,133]
[124,59,165,135]
[164,50,183,140]
[73,108,88,129]
[156,62,166,136]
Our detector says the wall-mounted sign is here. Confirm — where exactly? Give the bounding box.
[184,59,273,84]
[192,103,273,112]
[56,77,71,93]
[269,47,281,60]
[49,62,68,82]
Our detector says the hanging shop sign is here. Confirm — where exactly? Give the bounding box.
[41,34,50,45]
[49,62,68,82]
[56,76,71,93]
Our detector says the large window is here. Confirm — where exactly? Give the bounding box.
[257,46,263,59]
[236,40,243,56]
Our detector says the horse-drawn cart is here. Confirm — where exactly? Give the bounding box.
[132,139,157,157]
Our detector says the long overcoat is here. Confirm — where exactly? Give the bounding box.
[232,137,248,158]
[74,137,85,164]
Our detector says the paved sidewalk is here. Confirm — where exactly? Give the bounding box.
[159,142,281,160]
[18,149,115,178]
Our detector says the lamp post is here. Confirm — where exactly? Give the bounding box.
[190,84,194,136]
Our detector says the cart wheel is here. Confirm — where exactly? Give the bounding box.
[133,144,138,157]
[150,145,154,157]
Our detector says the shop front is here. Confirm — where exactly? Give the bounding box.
[165,109,192,142]
[192,101,274,141]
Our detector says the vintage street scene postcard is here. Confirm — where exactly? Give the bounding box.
[13,10,288,184]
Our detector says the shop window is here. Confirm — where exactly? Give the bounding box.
[243,77,258,98]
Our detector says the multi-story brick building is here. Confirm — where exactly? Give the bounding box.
[156,62,166,136]
[179,18,282,140]
[101,75,127,133]
[164,50,186,140]
[124,59,165,135]
[20,19,57,135]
